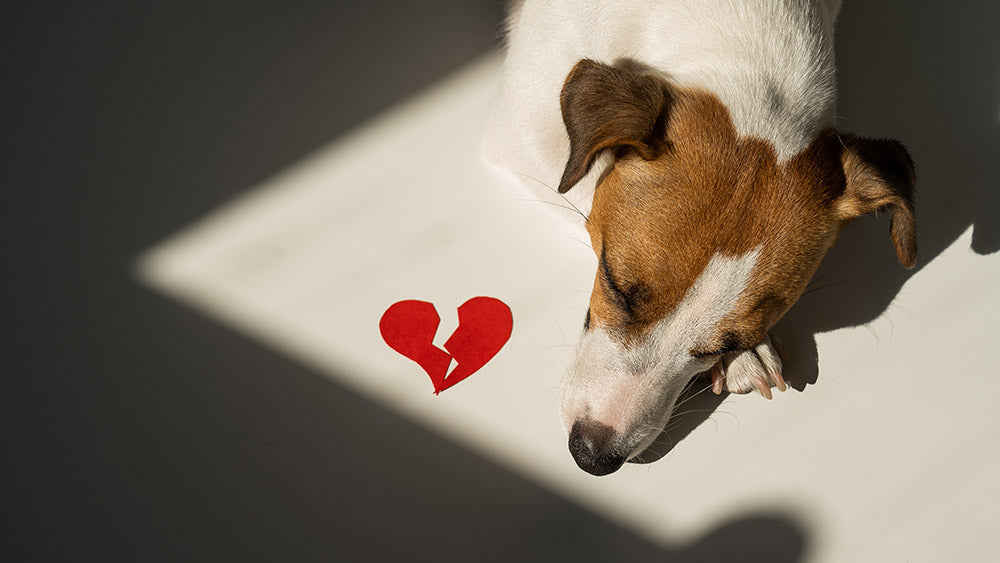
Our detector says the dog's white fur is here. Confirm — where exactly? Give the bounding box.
[483,0,842,216]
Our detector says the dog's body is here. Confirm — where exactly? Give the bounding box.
[483,0,915,475]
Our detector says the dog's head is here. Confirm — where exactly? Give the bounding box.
[558,59,916,475]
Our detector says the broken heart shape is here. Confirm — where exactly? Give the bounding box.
[379,297,513,394]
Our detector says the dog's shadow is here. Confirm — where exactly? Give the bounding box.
[634,1,1000,463]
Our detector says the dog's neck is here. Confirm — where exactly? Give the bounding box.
[677,66,837,163]
[653,7,840,163]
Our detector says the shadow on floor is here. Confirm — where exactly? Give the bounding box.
[3,2,811,561]
[777,0,999,390]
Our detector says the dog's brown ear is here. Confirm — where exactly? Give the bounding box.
[558,59,671,193]
[835,135,917,268]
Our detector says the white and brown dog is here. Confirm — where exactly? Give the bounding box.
[483,0,916,475]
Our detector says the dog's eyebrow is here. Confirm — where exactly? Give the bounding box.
[599,247,644,319]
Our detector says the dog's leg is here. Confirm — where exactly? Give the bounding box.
[710,334,788,399]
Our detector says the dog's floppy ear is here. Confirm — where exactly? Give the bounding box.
[835,134,917,268]
[558,59,671,193]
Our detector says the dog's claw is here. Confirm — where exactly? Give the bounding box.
[713,333,786,398]
[754,377,773,400]
[710,364,724,395]
[773,370,788,392]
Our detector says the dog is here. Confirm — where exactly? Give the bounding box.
[483,0,916,476]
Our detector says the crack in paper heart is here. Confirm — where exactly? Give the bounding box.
[379,297,513,394]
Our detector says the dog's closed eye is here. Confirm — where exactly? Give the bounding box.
[599,248,649,320]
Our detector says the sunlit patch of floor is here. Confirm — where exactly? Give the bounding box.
[136,54,1000,562]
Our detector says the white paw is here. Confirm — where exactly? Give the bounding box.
[709,334,787,399]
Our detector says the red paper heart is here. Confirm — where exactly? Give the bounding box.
[379,297,513,394]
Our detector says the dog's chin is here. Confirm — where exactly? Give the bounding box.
[627,428,671,465]
[627,372,728,465]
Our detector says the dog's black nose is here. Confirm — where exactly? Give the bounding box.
[568,420,627,476]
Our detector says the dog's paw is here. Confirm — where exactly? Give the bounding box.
[709,334,787,399]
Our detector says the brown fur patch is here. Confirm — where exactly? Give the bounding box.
[584,87,843,348]
[559,59,915,352]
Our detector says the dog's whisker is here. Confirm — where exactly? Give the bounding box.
[523,351,562,379]
[672,381,714,409]
[677,374,705,395]
[669,406,722,419]
[701,415,721,434]
[647,431,673,451]
[567,236,593,250]
[511,197,585,216]
[632,427,654,445]
[711,408,741,426]
[509,170,589,221]
[805,263,837,289]
[542,302,571,349]
[802,278,851,297]
[653,430,675,451]
[662,392,715,435]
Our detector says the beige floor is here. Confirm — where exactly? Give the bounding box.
[138,54,1000,563]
